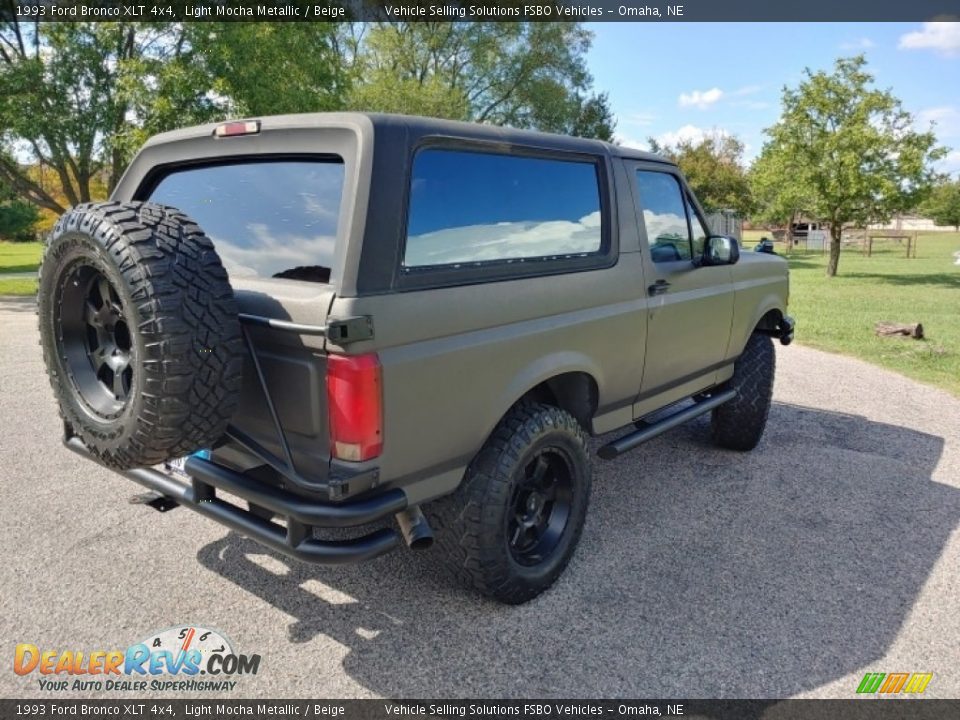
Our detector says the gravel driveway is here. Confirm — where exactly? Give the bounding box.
[1,295,958,699]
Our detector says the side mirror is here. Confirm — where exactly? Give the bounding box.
[702,235,740,266]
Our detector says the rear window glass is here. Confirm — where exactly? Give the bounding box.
[149,160,344,281]
[404,149,603,268]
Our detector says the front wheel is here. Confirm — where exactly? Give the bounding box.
[710,332,775,451]
[430,402,592,604]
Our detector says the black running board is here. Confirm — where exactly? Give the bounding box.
[597,389,737,460]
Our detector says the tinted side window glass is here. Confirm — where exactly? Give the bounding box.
[635,171,692,262]
[404,149,603,268]
[687,195,710,258]
[150,160,344,281]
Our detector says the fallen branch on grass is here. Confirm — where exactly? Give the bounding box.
[875,322,924,339]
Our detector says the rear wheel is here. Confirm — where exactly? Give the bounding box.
[38,201,244,469]
[430,402,592,604]
[710,332,775,451]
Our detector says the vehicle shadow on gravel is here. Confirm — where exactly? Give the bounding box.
[196,401,960,698]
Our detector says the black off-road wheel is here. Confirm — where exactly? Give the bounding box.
[38,201,244,469]
[710,332,775,451]
[430,402,592,604]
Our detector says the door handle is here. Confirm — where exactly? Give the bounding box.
[648,279,671,296]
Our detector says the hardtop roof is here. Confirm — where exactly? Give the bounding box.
[143,111,672,165]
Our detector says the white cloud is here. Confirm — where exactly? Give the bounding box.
[614,134,650,151]
[678,88,724,110]
[938,149,960,176]
[840,37,875,50]
[212,226,337,279]
[727,86,769,110]
[655,125,730,148]
[643,210,689,246]
[916,106,960,137]
[404,213,602,266]
[730,100,772,111]
[899,22,960,56]
[621,111,656,127]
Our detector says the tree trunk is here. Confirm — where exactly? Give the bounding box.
[826,223,842,277]
[109,147,124,194]
[78,171,91,203]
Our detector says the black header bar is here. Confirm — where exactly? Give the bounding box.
[5,0,960,23]
[3,700,960,720]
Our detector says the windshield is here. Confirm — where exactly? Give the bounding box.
[149,159,345,281]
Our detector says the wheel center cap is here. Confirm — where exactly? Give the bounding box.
[527,493,543,514]
[98,309,117,329]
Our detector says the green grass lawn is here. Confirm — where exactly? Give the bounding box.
[757,231,960,395]
[0,277,37,295]
[0,241,42,296]
[0,241,42,273]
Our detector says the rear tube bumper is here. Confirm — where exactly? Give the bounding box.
[64,436,408,565]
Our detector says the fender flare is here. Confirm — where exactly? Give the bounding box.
[484,351,603,440]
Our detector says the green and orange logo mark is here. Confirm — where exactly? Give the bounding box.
[856,672,932,694]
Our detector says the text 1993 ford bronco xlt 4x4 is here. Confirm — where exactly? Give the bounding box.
[39,113,793,604]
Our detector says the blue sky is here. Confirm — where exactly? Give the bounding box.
[586,22,960,176]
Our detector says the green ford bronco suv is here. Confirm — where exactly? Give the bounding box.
[38,113,793,604]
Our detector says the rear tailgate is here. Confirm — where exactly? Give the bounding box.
[230,281,337,483]
[142,153,348,485]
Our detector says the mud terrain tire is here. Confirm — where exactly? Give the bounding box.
[38,201,244,469]
[430,402,592,604]
[710,332,775,451]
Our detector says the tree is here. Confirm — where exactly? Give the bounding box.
[920,178,960,231]
[343,22,614,140]
[544,91,617,142]
[756,56,945,276]
[0,199,38,241]
[750,144,816,245]
[185,23,346,117]
[0,168,38,241]
[1,18,615,223]
[0,23,215,211]
[20,161,110,236]
[0,21,348,213]
[650,133,753,214]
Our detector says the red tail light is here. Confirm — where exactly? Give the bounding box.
[327,353,382,462]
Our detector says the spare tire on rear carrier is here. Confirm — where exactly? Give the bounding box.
[38,201,244,469]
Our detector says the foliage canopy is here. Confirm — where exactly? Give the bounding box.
[752,56,944,276]
[650,133,754,215]
[920,178,960,231]
[0,19,612,218]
